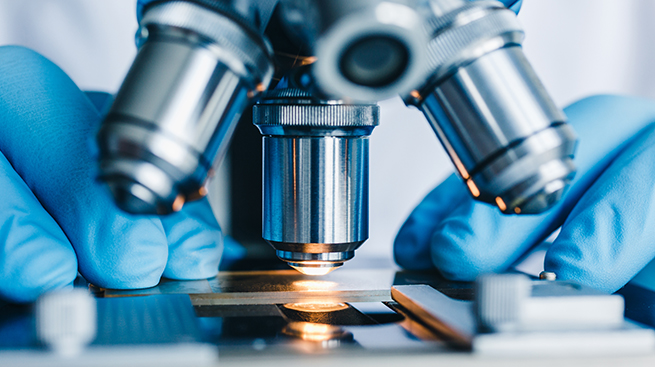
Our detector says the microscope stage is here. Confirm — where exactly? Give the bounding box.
[3,269,655,366]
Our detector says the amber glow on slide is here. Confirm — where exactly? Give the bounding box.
[290,265,336,276]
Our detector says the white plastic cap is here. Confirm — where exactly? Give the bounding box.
[36,289,97,356]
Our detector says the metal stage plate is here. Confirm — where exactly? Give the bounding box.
[103,269,400,305]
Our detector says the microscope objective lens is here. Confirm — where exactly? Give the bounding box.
[339,36,409,87]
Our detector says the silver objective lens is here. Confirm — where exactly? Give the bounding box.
[406,0,577,214]
[97,1,274,214]
[253,89,379,274]
[279,0,428,101]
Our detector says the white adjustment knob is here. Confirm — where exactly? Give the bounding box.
[475,273,625,333]
[475,274,531,332]
[36,289,97,356]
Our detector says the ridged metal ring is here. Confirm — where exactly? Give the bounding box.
[140,1,273,82]
[423,2,524,85]
[253,104,379,127]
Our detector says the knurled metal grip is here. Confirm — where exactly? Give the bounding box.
[253,105,378,128]
[254,89,379,134]
[140,1,273,82]
[422,1,523,90]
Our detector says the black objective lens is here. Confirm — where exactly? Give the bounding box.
[339,36,409,87]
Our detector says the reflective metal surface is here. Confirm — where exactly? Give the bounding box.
[254,89,378,272]
[393,281,655,356]
[103,269,396,305]
[406,0,577,214]
[392,285,474,346]
[263,136,368,245]
[97,1,274,214]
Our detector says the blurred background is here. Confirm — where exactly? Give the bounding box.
[0,0,653,267]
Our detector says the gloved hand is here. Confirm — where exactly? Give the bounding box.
[394,95,655,293]
[0,46,226,303]
[496,0,522,13]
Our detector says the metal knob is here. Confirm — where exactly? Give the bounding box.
[36,289,97,356]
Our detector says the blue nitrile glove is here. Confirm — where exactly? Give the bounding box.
[0,46,226,303]
[394,95,655,293]
[499,0,522,13]
[471,0,521,13]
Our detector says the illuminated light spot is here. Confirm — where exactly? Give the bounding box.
[283,322,343,342]
[172,195,185,212]
[295,322,335,338]
[466,180,480,197]
[514,207,521,214]
[290,280,338,290]
[283,303,348,313]
[495,197,507,212]
[256,83,267,92]
[410,90,422,100]
[290,265,336,276]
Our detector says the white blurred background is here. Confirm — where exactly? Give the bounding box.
[1,1,654,264]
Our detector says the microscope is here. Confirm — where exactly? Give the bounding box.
[96,0,577,275]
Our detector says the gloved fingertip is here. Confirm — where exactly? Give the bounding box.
[74,211,169,290]
[544,246,623,294]
[545,123,655,294]
[393,174,468,270]
[81,236,168,290]
[1,251,77,303]
[0,150,79,303]
[543,216,609,290]
[162,236,221,280]
[161,199,223,280]
[429,221,487,282]
[430,201,550,281]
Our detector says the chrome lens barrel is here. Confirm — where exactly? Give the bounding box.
[253,89,378,273]
[279,0,428,101]
[97,1,273,214]
[406,0,577,214]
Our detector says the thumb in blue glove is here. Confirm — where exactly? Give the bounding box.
[0,46,225,302]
